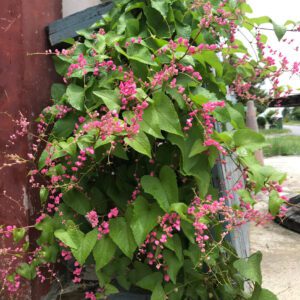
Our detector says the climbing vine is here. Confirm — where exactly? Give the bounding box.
[1,0,299,299]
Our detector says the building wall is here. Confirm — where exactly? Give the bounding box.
[0,1,61,299]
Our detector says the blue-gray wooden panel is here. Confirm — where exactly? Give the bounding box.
[48,2,113,46]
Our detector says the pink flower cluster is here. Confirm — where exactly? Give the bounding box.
[138,213,180,274]
[86,210,99,228]
[97,208,119,239]
[67,53,87,77]
[85,292,97,300]
[73,261,82,283]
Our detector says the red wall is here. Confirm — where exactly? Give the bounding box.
[0,1,61,299]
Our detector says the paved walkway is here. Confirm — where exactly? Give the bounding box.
[250,156,300,300]
[283,125,300,136]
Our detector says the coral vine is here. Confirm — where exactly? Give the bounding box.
[0,0,297,299]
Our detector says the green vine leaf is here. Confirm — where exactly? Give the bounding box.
[54,228,84,250]
[251,284,278,300]
[66,83,85,111]
[269,190,284,216]
[136,272,163,291]
[130,196,163,245]
[150,0,170,18]
[72,229,98,265]
[93,235,117,270]
[233,251,263,285]
[109,217,137,259]
[124,131,152,158]
[127,43,158,66]
[143,7,171,38]
[51,83,66,103]
[151,283,166,300]
[62,189,92,215]
[93,89,121,112]
[16,263,37,280]
[163,249,183,284]
[141,166,178,212]
[148,92,183,136]
[272,21,287,41]
[233,129,265,147]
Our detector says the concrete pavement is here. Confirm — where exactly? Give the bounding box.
[250,156,300,300]
[283,124,300,136]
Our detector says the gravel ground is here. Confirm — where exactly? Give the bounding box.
[250,156,300,300]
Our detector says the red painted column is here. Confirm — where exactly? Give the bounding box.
[0,1,61,299]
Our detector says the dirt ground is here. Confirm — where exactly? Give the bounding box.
[250,156,300,300]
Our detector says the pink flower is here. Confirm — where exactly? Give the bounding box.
[108,207,119,219]
[85,292,97,300]
[86,210,99,228]
[78,116,85,123]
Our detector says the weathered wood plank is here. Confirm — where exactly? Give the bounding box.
[47,1,113,46]
[214,123,250,259]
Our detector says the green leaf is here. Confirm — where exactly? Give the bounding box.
[59,137,77,157]
[93,235,117,270]
[53,56,69,76]
[181,220,196,244]
[272,21,286,41]
[237,189,255,205]
[103,284,119,296]
[125,2,145,12]
[233,251,262,284]
[189,141,207,158]
[143,7,171,38]
[168,127,211,197]
[169,203,189,221]
[151,283,166,300]
[233,129,265,147]
[95,35,106,54]
[39,187,48,205]
[269,190,284,216]
[165,234,184,262]
[52,113,77,138]
[66,83,85,111]
[51,83,66,103]
[190,87,216,105]
[151,0,170,18]
[163,249,183,284]
[137,272,163,291]
[130,196,162,245]
[141,167,178,212]
[149,92,182,136]
[251,284,278,300]
[140,103,164,139]
[16,263,36,280]
[93,89,121,112]
[43,244,59,263]
[54,228,84,249]
[227,105,246,129]
[201,51,223,77]
[73,229,98,265]
[63,189,92,215]
[249,16,271,25]
[13,228,26,243]
[127,43,157,66]
[159,166,178,204]
[35,216,55,244]
[109,217,137,259]
[141,176,169,211]
[124,131,152,158]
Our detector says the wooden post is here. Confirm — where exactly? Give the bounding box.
[0,1,61,299]
[246,101,264,165]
